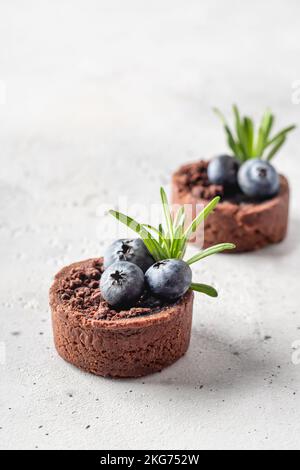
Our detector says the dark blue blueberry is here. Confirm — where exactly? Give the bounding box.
[104,238,155,273]
[207,155,240,187]
[238,159,280,199]
[100,261,144,308]
[145,259,192,301]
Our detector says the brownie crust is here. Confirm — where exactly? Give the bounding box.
[172,161,289,252]
[50,258,194,378]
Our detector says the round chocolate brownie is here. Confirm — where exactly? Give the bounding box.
[50,258,194,378]
[172,160,289,252]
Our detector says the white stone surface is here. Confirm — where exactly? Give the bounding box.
[1,0,300,450]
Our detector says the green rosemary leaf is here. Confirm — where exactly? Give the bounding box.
[186,243,236,265]
[266,135,286,161]
[232,104,241,124]
[265,125,296,149]
[235,142,245,160]
[173,222,184,241]
[213,107,227,125]
[190,283,218,297]
[170,223,185,258]
[173,206,185,230]
[177,237,188,260]
[214,107,243,160]
[156,224,172,257]
[263,110,274,142]
[244,117,254,157]
[142,223,170,257]
[109,210,141,233]
[255,110,274,157]
[158,223,164,236]
[225,125,243,159]
[109,210,163,260]
[142,224,161,237]
[183,196,220,241]
[255,127,266,158]
[160,187,174,241]
[233,105,248,159]
[158,223,164,246]
[150,238,169,260]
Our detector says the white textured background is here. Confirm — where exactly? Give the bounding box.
[1,0,300,450]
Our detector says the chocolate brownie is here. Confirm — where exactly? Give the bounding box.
[50,258,194,378]
[172,160,289,252]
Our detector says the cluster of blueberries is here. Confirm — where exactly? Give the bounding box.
[100,239,192,308]
[208,155,280,199]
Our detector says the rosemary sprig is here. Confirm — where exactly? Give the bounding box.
[214,105,296,162]
[109,188,235,297]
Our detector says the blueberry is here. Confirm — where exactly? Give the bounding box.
[207,155,240,187]
[104,238,155,273]
[237,159,280,199]
[145,259,192,301]
[100,261,144,308]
